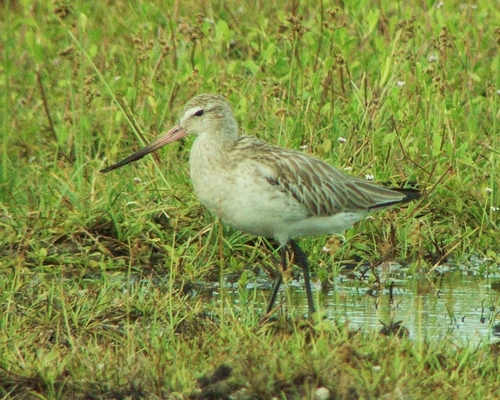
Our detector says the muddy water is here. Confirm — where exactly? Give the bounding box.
[56,259,499,344]
[257,263,500,344]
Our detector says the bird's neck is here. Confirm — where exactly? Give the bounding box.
[200,121,239,150]
[190,127,239,167]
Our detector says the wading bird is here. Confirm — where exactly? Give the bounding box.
[102,94,420,317]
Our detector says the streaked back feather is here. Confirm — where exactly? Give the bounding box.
[233,136,418,217]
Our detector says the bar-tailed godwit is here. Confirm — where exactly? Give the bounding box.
[102,94,420,316]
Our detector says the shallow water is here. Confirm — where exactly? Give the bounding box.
[31,259,499,344]
[247,262,500,344]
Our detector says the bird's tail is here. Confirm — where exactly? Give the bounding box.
[368,187,421,211]
[390,188,421,203]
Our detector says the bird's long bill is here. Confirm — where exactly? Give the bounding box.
[100,126,187,173]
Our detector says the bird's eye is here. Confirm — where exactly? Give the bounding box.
[194,109,204,117]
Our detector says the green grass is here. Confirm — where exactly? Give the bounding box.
[1,0,500,398]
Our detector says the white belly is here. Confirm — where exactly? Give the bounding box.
[190,156,295,239]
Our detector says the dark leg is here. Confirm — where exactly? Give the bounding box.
[265,246,287,316]
[289,240,316,316]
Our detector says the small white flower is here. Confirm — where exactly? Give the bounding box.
[300,145,308,150]
[491,206,499,212]
[496,90,500,96]
[322,246,329,253]
[114,76,121,81]
[343,166,352,171]
[133,177,142,184]
[397,81,405,87]
[436,1,443,8]
[486,187,493,194]
[428,55,438,62]
[372,365,382,372]
[337,137,347,143]
[365,174,374,181]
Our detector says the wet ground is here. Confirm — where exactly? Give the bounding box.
[237,258,500,344]
[32,255,500,344]
[8,258,500,399]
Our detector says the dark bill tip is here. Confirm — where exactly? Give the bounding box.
[100,126,187,173]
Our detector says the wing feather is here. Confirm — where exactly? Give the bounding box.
[233,136,414,217]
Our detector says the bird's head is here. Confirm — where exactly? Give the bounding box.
[100,93,237,173]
